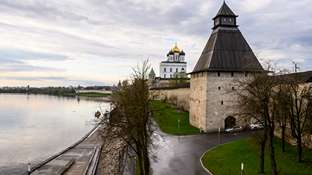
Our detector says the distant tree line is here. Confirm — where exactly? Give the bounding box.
[0,87,76,97]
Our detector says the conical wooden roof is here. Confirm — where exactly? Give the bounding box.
[192,3,263,73]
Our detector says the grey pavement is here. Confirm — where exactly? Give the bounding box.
[150,130,252,175]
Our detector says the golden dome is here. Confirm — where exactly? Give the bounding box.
[172,43,181,52]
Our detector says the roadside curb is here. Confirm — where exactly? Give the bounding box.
[200,140,238,175]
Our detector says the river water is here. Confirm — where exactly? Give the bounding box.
[0,94,109,174]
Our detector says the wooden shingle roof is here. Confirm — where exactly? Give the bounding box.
[213,2,237,19]
[191,3,264,74]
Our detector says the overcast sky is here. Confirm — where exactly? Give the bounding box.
[0,0,311,87]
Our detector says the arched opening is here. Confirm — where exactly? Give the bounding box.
[224,116,236,129]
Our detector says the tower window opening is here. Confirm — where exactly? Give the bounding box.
[218,86,221,90]
[245,72,248,77]
[164,68,166,72]
[231,72,234,77]
[176,68,178,72]
[218,72,220,77]
[221,101,224,105]
[170,68,172,72]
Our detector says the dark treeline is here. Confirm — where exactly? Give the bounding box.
[0,87,76,97]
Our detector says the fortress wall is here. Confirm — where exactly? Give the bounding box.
[151,88,190,111]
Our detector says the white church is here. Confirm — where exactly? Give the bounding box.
[159,43,187,79]
[149,44,189,87]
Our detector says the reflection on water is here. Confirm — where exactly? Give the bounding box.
[0,94,109,168]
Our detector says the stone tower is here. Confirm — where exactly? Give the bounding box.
[189,2,264,132]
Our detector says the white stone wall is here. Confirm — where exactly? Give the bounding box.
[151,88,190,111]
[189,72,208,131]
[190,71,252,132]
[159,62,186,79]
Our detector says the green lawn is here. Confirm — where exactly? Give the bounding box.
[78,92,110,97]
[151,100,200,135]
[201,137,312,175]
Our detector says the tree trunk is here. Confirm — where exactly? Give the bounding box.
[281,125,286,152]
[269,127,278,175]
[296,134,303,162]
[259,130,267,174]
[143,148,150,175]
[137,152,144,175]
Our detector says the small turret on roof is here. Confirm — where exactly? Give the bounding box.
[149,68,155,76]
[191,2,263,74]
[213,1,237,19]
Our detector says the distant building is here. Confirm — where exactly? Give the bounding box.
[159,43,187,79]
[149,43,189,88]
[189,2,264,132]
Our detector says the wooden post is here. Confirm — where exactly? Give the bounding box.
[218,127,221,144]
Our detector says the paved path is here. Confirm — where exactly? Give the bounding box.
[0,127,103,175]
[150,130,252,175]
[30,126,103,175]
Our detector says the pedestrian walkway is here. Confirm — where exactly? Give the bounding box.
[29,126,103,175]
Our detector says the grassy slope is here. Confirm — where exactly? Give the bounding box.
[151,100,199,135]
[78,92,110,97]
[202,137,312,175]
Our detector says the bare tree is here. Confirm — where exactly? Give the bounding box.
[238,74,278,175]
[275,83,291,152]
[109,60,153,175]
[287,79,312,162]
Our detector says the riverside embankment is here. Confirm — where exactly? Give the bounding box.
[0,94,110,175]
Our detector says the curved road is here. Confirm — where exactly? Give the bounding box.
[150,130,252,175]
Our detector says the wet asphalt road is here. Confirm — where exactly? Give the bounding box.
[150,130,252,175]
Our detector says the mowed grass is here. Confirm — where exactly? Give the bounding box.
[201,137,312,175]
[151,100,200,135]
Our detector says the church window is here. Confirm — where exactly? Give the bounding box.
[245,72,248,77]
[170,68,172,72]
[218,72,220,77]
[221,101,224,105]
[229,18,232,22]
[218,86,221,90]
[164,68,166,72]
[231,72,234,77]
[176,68,178,72]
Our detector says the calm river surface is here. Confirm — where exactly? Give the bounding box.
[0,94,109,173]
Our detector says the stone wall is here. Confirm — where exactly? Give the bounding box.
[275,127,312,149]
[189,72,208,131]
[190,71,252,132]
[151,87,190,111]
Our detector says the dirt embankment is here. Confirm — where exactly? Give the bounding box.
[96,125,127,175]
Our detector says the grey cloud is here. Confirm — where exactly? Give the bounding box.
[0,63,65,72]
[0,0,99,25]
[0,49,68,62]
